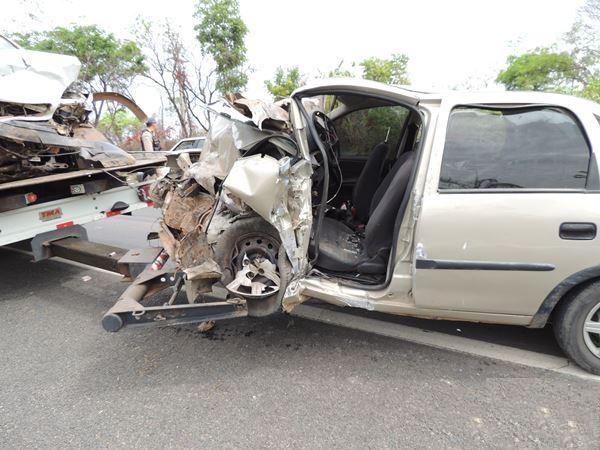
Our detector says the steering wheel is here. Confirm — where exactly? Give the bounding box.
[311,111,342,204]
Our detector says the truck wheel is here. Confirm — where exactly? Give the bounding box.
[553,281,600,375]
[212,216,292,317]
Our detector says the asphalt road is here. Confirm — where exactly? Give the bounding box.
[1,210,599,448]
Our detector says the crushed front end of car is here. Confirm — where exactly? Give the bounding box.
[103,96,314,331]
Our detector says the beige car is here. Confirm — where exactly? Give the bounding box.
[108,79,600,376]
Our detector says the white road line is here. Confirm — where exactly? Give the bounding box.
[291,304,600,382]
[1,246,122,277]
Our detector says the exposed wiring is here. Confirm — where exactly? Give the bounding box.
[34,149,81,157]
[325,147,343,204]
[99,168,130,185]
[98,165,162,188]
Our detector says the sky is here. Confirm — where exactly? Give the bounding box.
[2,0,586,119]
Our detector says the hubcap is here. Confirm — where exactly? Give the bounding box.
[583,302,600,358]
[226,234,280,298]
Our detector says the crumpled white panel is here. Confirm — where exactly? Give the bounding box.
[0,48,80,121]
[222,155,312,273]
[186,115,241,194]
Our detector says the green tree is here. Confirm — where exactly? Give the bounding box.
[97,107,143,146]
[194,0,248,93]
[359,53,410,84]
[581,78,600,102]
[13,25,146,125]
[13,25,145,93]
[496,48,581,91]
[328,60,353,78]
[265,66,303,99]
[496,1,600,100]
[357,55,410,142]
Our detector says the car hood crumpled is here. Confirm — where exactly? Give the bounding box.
[0,48,81,121]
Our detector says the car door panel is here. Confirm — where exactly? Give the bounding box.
[413,101,600,316]
[414,192,600,315]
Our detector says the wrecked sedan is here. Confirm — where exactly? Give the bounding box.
[106,79,600,376]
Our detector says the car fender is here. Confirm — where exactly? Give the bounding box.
[530,265,600,328]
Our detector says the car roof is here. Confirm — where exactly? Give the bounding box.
[438,90,600,112]
[293,78,600,114]
[293,78,426,106]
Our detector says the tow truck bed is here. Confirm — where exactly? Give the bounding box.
[0,158,162,246]
[0,159,161,192]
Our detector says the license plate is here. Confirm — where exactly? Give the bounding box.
[39,207,63,222]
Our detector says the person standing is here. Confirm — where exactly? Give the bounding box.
[140,117,161,151]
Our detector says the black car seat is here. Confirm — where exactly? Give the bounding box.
[351,142,389,223]
[315,151,416,274]
[351,121,419,224]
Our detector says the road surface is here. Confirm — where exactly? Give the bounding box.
[0,209,598,448]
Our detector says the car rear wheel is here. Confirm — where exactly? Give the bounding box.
[213,216,291,317]
[553,281,600,375]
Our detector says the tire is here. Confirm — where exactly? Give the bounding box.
[212,215,292,317]
[553,281,600,375]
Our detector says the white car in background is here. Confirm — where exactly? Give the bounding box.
[170,137,206,153]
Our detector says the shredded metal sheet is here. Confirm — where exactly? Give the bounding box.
[154,95,313,309]
[184,259,222,280]
[0,47,81,121]
[184,104,312,276]
[162,190,214,234]
[223,155,308,272]
[287,159,313,274]
[176,227,215,269]
[187,115,240,195]
[231,97,289,131]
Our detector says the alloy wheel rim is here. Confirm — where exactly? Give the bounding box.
[583,301,600,358]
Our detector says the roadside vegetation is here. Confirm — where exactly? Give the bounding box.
[9,0,600,145]
[496,0,600,100]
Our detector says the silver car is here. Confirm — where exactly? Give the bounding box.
[112,79,600,375]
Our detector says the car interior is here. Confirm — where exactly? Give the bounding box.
[303,93,422,284]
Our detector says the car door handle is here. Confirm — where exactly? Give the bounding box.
[559,222,597,240]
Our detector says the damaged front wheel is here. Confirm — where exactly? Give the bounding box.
[213,216,291,317]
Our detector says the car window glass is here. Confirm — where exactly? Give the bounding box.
[439,106,590,190]
[335,106,409,157]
